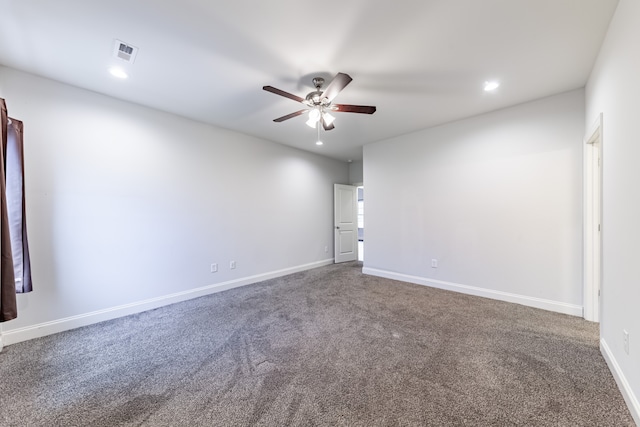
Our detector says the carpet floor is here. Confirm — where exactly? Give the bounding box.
[0,261,635,426]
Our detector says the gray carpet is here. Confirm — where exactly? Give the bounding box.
[0,262,634,426]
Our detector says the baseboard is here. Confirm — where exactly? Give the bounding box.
[1,258,334,347]
[601,338,640,426]
[362,267,583,317]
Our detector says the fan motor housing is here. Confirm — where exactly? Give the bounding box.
[305,91,326,106]
[303,77,329,106]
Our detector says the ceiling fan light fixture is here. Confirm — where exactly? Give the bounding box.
[263,72,377,131]
[309,108,321,121]
[307,108,321,128]
[322,112,335,126]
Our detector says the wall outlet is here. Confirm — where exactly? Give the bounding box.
[230,260,236,270]
[210,263,218,273]
[324,246,328,253]
[623,330,629,354]
[431,259,438,268]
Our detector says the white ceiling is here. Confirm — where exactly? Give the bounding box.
[0,0,618,161]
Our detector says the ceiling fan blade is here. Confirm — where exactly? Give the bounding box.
[322,117,335,131]
[263,86,304,103]
[322,73,352,102]
[273,109,307,122]
[334,104,377,114]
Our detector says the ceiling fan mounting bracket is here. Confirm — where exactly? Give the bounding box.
[312,77,325,89]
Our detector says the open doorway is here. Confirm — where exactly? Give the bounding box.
[357,186,364,262]
[584,114,602,322]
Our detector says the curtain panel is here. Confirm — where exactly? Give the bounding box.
[6,117,32,294]
[0,98,17,322]
[0,98,32,323]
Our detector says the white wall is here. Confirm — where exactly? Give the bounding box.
[349,160,363,185]
[586,0,640,422]
[0,66,348,343]
[363,90,584,316]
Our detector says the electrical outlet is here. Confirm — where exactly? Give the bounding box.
[431,259,438,268]
[324,246,328,253]
[623,330,629,354]
[230,260,236,270]
[210,263,218,273]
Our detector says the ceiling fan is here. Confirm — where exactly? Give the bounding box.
[263,72,376,131]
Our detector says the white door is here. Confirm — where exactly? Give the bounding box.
[334,184,358,263]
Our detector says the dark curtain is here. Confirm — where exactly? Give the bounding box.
[0,98,17,322]
[1,98,33,323]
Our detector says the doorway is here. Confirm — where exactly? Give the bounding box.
[334,184,358,263]
[584,114,602,322]
[357,186,364,261]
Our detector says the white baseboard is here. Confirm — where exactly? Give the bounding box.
[601,338,640,426]
[1,258,334,347]
[362,267,583,317]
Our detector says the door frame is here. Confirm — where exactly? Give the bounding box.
[583,113,603,322]
[356,185,364,262]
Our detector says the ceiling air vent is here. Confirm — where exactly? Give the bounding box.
[113,40,138,63]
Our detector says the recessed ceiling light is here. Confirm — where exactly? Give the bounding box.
[315,140,323,146]
[109,67,128,79]
[484,81,500,91]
